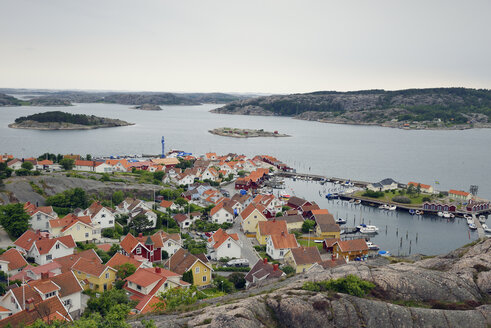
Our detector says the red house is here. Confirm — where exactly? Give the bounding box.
[120,232,163,263]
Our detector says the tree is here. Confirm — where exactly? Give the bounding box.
[108,244,120,257]
[416,183,422,195]
[175,197,188,207]
[153,171,165,182]
[407,184,416,195]
[228,272,246,289]
[155,286,198,311]
[116,263,137,280]
[162,250,169,260]
[112,191,124,205]
[86,288,133,317]
[21,161,34,171]
[237,170,246,177]
[275,212,283,217]
[302,219,315,233]
[86,154,92,161]
[0,203,30,238]
[129,214,152,233]
[281,265,295,275]
[182,270,194,284]
[59,158,74,170]
[213,276,234,293]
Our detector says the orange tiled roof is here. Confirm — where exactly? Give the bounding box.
[258,220,288,236]
[240,203,266,221]
[408,182,432,189]
[208,228,239,249]
[72,257,113,277]
[107,253,143,270]
[449,189,470,197]
[335,239,368,253]
[270,232,298,249]
[0,248,27,271]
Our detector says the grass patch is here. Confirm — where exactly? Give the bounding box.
[386,256,414,264]
[297,238,324,250]
[199,287,226,299]
[29,181,46,196]
[302,275,374,297]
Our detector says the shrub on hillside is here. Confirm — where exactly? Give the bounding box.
[392,196,411,204]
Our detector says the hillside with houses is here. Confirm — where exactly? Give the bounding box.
[0,151,489,327]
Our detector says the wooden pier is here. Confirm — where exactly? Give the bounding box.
[275,171,371,188]
[472,214,485,238]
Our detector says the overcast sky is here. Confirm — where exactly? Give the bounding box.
[1,0,490,93]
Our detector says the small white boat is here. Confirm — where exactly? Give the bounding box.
[366,241,380,250]
[336,218,347,224]
[379,204,388,210]
[479,215,486,223]
[468,223,477,230]
[358,224,379,234]
[349,199,355,203]
[378,250,390,257]
[415,210,423,215]
[482,224,491,233]
[464,214,472,220]
[443,212,451,218]
[354,200,361,205]
[467,218,474,225]
[387,205,397,211]
[437,211,444,217]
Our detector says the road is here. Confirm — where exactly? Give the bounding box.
[229,218,260,267]
[0,227,14,249]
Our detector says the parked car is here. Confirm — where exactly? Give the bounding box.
[226,259,249,267]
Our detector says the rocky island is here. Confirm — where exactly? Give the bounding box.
[211,88,491,130]
[8,111,134,130]
[132,103,162,111]
[209,127,290,138]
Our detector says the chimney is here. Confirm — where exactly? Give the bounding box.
[273,264,279,271]
[41,272,49,280]
[26,298,35,312]
[138,233,143,238]
[155,267,161,274]
[263,258,268,264]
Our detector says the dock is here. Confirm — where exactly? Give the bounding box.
[473,214,485,238]
[275,171,371,188]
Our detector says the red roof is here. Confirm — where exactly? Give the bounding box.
[34,235,76,255]
[0,248,28,271]
[449,189,470,197]
[208,228,239,249]
[335,239,368,253]
[159,200,174,208]
[120,233,142,254]
[270,232,298,249]
[408,182,432,189]
[107,253,143,270]
[258,220,288,237]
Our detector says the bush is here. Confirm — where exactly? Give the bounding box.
[302,219,315,233]
[302,275,375,297]
[213,266,250,272]
[228,273,246,289]
[281,265,295,275]
[422,197,431,202]
[362,190,385,198]
[392,196,411,204]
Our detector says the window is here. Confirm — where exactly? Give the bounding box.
[46,254,52,261]
[168,242,171,247]
[77,225,80,231]
[164,282,168,288]
[137,285,142,291]
[105,273,109,279]
[109,220,113,224]
[195,267,200,273]
[85,233,89,238]
[89,283,93,289]
[101,214,106,218]
[78,271,81,275]
[227,243,231,248]
[202,276,207,282]
[37,214,41,221]
[55,244,60,249]
[136,247,141,255]
[280,251,284,256]
[254,215,257,219]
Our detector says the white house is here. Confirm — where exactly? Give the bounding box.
[27,235,76,265]
[173,214,193,229]
[73,160,97,171]
[128,208,158,229]
[83,202,115,229]
[266,232,298,260]
[367,178,399,192]
[0,249,28,277]
[209,203,235,224]
[24,202,58,231]
[176,174,195,186]
[158,200,179,212]
[207,229,241,260]
[94,162,113,173]
[201,167,219,182]
[7,159,23,170]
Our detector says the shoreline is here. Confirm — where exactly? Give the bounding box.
[8,122,135,130]
[209,128,290,138]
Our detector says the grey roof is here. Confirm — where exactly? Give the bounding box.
[379,178,398,186]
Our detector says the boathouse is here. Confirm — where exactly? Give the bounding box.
[422,203,456,212]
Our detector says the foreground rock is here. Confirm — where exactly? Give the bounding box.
[131,239,491,327]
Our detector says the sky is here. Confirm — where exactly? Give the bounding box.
[1,0,490,94]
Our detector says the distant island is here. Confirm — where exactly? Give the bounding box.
[209,127,290,138]
[132,103,162,111]
[0,90,252,107]
[8,111,134,130]
[211,88,491,130]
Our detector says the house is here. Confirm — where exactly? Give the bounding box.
[272,215,304,231]
[422,202,457,213]
[24,202,58,231]
[319,257,347,269]
[266,232,298,260]
[94,162,113,173]
[239,203,267,234]
[107,253,152,271]
[151,157,180,167]
[0,249,28,277]
[284,246,322,274]
[73,160,99,171]
[333,239,369,262]
[0,291,72,327]
[105,159,130,172]
[10,262,62,282]
[82,201,115,229]
[120,233,162,263]
[367,178,399,192]
[49,214,101,243]
[201,167,219,181]
[174,213,193,229]
[407,182,434,193]
[53,249,102,273]
[253,194,283,217]
[165,249,212,287]
[158,200,178,212]
[176,173,195,186]
[313,214,340,239]
[244,258,284,288]
[35,159,54,171]
[14,230,76,265]
[205,153,217,161]
[128,208,158,229]
[209,202,235,224]
[124,267,190,314]
[287,196,311,210]
[7,158,23,170]
[322,238,341,253]
[72,257,117,292]
[207,229,241,260]
[256,220,288,245]
[449,189,472,201]
[466,200,490,212]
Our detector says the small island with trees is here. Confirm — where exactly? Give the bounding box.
[209,127,290,138]
[8,111,134,130]
[131,103,162,111]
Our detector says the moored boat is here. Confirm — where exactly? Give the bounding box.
[336,218,347,224]
[387,205,397,211]
[379,204,388,210]
[468,223,477,230]
[366,241,380,250]
[415,210,423,215]
[479,215,486,223]
[467,218,474,225]
[409,209,416,215]
[357,224,379,234]
[354,199,361,205]
[437,211,444,217]
[482,224,491,233]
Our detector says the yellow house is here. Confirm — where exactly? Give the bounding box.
[275,215,304,232]
[240,203,267,234]
[284,246,322,274]
[166,249,212,287]
[313,214,340,239]
[72,257,117,292]
[49,214,101,243]
[256,220,288,245]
